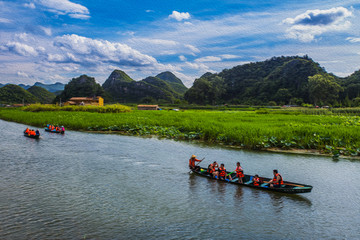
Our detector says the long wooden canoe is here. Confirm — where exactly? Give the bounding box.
[45,128,65,134]
[191,166,312,194]
[24,133,40,139]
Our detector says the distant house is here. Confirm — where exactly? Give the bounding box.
[137,105,159,110]
[64,96,104,106]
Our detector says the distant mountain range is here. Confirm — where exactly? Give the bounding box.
[0,82,65,93]
[2,55,360,106]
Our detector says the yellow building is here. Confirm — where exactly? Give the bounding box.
[64,96,104,106]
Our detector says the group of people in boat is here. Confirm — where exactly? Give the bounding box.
[24,128,40,136]
[189,155,284,188]
[46,124,65,132]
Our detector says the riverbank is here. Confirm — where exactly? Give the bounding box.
[1,108,360,157]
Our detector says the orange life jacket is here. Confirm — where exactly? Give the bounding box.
[211,163,218,171]
[56,127,60,131]
[273,173,284,185]
[219,167,226,177]
[30,130,36,136]
[236,166,244,178]
[25,128,29,133]
[207,166,214,173]
[253,177,260,186]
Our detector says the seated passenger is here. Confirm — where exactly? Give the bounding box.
[207,164,218,178]
[235,162,244,183]
[253,174,261,186]
[35,129,40,136]
[269,169,284,188]
[218,163,231,180]
[24,128,29,134]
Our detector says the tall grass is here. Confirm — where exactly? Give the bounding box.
[23,103,132,113]
[1,108,360,156]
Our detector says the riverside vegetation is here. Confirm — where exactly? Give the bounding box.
[1,105,360,157]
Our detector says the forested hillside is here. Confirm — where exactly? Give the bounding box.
[185,56,360,106]
[102,70,187,103]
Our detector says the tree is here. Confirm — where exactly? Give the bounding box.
[308,74,343,105]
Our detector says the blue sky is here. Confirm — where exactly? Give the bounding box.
[1,0,360,86]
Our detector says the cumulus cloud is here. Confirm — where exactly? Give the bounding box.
[346,37,360,43]
[169,11,191,21]
[53,34,158,67]
[0,42,39,57]
[35,0,90,19]
[283,7,352,42]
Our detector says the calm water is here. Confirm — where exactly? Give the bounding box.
[0,119,359,239]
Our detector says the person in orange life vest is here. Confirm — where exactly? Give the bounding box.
[210,161,219,178]
[207,164,218,178]
[51,125,55,131]
[235,162,244,183]
[189,155,202,171]
[269,169,284,188]
[218,163,232,180]
[56,126,60,132]
[24,128,29,134]
[30,129,36,136]
[253,174,261,186]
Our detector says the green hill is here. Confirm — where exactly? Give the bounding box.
[27,86,56,104]
[156,71,188,94]
[185,56,331,105]
[55,75,108,103]
[102,70,186,103]
[0,84,38,104]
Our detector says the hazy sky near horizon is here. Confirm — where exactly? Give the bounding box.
[1,0,360,86]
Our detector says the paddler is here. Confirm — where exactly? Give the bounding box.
[189,155,202,171]
[269,169,284,188]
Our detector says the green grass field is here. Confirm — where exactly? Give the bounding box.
[1,107,360,156]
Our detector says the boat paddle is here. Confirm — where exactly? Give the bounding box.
[226,171,235,177]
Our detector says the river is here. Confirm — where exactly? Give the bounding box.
[0,119,359,239]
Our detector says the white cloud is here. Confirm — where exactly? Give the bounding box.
[220,54,240,59]
[346,37,360,43]
[36,0,90,19]
[179,55,187,61]
[24,2,36,9]
[17,71,29,78]
[1,42,39,57]
[40,27,52,36]
[169,11,191,21]
[53,34,158,67]
[145,10,154,13]
[127,38,200,56]
[0,17,11,23]
[195,56,222,62]
[283,7,352,42]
